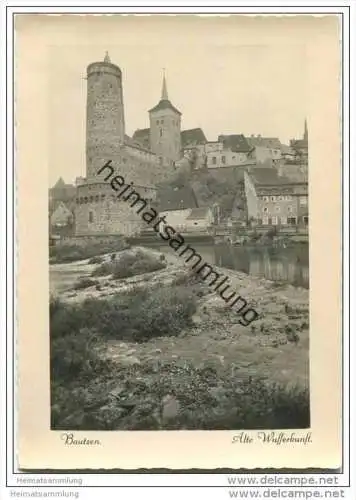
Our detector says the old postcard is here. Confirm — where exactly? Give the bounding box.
[15,13,342,470]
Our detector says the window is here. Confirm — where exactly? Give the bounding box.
[212,156,217,165]
[287,217,297,225]
[156,120,159,125]
[161,119,164,124]
[221,156,226,164]
[89,211,94,223]
[272,216,278,225]
[263,207,268,213]
[281,216,287,225]
[262,216,269,225]
[287,206,293,213]
[300,196,308,206]
[278,196,284,201]
[271,196,276,202]
[275,206,280,212]
[232,156,236,160]
[303,216,309,225]
[84,197,88,203]
[89,196,93,203]
[95,195,99,202]
[263,196,269,202]
[160,129,163,137]
[286,195,292,201]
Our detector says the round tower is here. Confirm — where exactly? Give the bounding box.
[86,52,125,181]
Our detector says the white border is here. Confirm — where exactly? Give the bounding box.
[1,1,354,497]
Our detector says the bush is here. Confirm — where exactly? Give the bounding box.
[50,285,197,343]
[73,277,98,290]
[50,238,130,264]
[129,286,197,342]
[88,256,104,265]
[91,250,166,280]
[91,262,115,277]
[50,328,108,383]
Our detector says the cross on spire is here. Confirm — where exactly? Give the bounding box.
[104,51,111,63]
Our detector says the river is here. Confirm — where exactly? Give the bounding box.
[140,242,309,289]
[50,242,309,294]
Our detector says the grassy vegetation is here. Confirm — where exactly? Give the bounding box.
[91,250,166,279]
[49,238,130,263]
[73,277,99,290]
[50,285,196,342]
[51,352,310,430]
[50,278,310,431]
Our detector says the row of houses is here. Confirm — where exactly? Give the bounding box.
[49,164,308,238]
[179,123,308,172]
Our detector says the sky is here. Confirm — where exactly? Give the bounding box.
[47,15,309,186]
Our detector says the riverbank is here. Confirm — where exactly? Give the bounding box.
[50,245,309,430]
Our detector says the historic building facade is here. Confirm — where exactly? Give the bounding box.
[244,166,308,227]
[75,53,179,236]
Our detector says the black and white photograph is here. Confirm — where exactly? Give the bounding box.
[47,15,311,432]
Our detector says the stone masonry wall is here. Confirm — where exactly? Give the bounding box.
[75,182,159,236]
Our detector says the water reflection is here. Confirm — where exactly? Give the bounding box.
[152,242,309,289]
[214,244,309,288]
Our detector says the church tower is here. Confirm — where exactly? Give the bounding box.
[86,52,125,181]
[148,72,182,163]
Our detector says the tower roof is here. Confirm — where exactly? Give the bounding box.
[161,70,168,100]
[148,71,182,115]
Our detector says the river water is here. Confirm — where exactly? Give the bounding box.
[140,242,309,289]
[50,242,309,294]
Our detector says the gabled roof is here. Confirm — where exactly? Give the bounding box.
[186,207,211,220]
[148,99,182,115]
[52,177,66,189]
[247,166,308,195]
[246,136,283,149]
[158,186,198,212]
[181,128,207,148]
[49,200,75,217]
[218,134,251,153]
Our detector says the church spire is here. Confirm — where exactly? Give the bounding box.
[161,69,168,100]
[304,118,308,142]
[104,51,111,63]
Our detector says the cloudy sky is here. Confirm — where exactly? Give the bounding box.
[47,15,312,186]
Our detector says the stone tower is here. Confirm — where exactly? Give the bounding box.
[86,52,125,181]
[148,71,182,163]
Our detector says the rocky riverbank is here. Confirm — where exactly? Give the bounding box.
[50,245,309,430]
